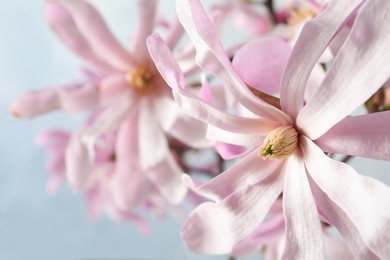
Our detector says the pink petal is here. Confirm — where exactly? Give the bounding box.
[214,142,247,160]
[175,0,290,123]
[309,177,381,259]
[323,231,354,260]
[44,1,116,72]
[183,149,282,202]
[138,100,168,170]
[133,0,158,60]
[232,37,291,95]
[170,112,214,149]
[280,0,363,119]
[145,153,187,205]
[281,155,324,259]
[164,18,184,50]
[55,0,136,70]
[65,131,93,191]
[206,125,264,147]
[181,170,284,254]
[153,95,180,132]
[98,74,129,104]
[315,111,390,161]
[232,213,285,255]
[302,137,390,259]
[111,114,152,210]
[297,0,390,139]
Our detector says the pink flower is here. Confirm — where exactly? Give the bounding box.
[11,0,211,209]
[148,0,390,258]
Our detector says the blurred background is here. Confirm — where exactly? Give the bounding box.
[0,1,389,260]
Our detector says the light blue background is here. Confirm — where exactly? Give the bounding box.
[0,1,389,260]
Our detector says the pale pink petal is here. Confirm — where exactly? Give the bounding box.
[10,88,59,118]
[165,18,184,50]
[11,83,99,118]
[182,150,282,202]
[309,177,381,259]
[302,137,390,259]
[181,170,284,254]
[232,213,284,255]
[175,0,290,123]
[280,0,363,119]
[206,124,264,147]
[98,74,129,104]
[153,95,180,132]
[55,0,136,70]
[172,90,279,135]
[232,37,291,94]
[44,1,116,72]
[198,74,212,104]
[214,142,247,160]
[138,99,168,170]
[65,131,93,191]
[146,153,187,205]
[282,155,324,259]
[111,114,152,210]
[297,0,390,139]
[169,113,214,149]
[315,111,390,161]
[230,3,271,34]
[133,0,158,60]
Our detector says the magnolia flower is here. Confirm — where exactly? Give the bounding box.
[11,0,212,211]
[148,0,390,258]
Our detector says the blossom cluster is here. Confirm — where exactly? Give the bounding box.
[11,0,390,259]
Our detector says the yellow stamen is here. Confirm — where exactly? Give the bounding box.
[260,125,298,160]
[125,67,155,94]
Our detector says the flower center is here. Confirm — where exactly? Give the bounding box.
[260,125,298,160]
[125,67,155,94]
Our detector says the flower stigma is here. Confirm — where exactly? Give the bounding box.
[260,125,298,160]
[126,67,155,94]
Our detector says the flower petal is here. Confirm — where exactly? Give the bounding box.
[315,111,390,161]
[214,142,248,160]
[297,0,390,139]
[55,0,136,70]
[111,114,152,210]
[98,74,129,104]
[232,37,291,95]
[145,153,187,205]
[181,169,284,254]
[282,155,324,259]
[302,137,390,259]
[183,149,282,202]
[280,0,364,119]
[138,99,168,170]
[207,125,263,147]
[133,0,159,60]
[175,0,290,123]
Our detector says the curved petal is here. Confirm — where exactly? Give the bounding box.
[302,137,390,259]
[169,112,214,149]
[10,83,100,118]
[207,125,263,147]
[315,111,390,161]
[112,114,152,210]
[55,0,136,70]
[133,0,159,60]
[172,90,279,135]
[297,0,390,139]
[65,131,93,191]
[323,231,354,260]
[214,142,248,160]
[182,149,282,202]
[309,177,381,259]
[138,99,168,170]
[232,37,291,95]
[145,152,187,205]
[165,18,185,50]
[280,0,364,119]
[98,74,129,104]
[44,1,116,72]
[175,0,291,123]
[153,95,180,132]
[282,155,324,259]
[181,170,284,254]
